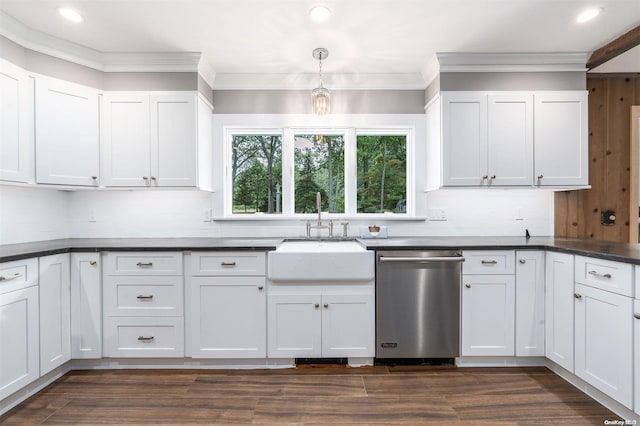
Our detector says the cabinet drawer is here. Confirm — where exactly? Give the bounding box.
[462,250,515,275]
[0,257,38,294]
[106,252,182,276]
[191,251,266,276]
[104,276,183,317]
[104,317,184,358]
[574,256,633,297]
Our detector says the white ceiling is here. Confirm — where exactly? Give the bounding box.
[1,0,639,87]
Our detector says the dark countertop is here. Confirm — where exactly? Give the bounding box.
[1,236,640,265]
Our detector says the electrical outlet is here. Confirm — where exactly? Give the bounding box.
[203,208,212,222]
[428,208,447,221]
[515,207,524,221]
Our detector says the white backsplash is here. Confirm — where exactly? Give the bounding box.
[2,186,554,243]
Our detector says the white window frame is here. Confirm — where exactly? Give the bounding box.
[224,125,414,219]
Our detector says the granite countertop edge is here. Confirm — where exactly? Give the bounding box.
[1,236,640,265]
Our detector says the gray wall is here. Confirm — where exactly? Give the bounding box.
[212,89,425,114]
[439,72,586,91]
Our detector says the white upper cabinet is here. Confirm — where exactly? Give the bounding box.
[35,76,99,186]
[534,91,588,186]
[442,92,487,186]
[101,92,197,187]
[0,59,33,183]
[437,90,587,188]
[487,93,533,186]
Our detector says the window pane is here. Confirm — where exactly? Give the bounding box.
[357,135,407,213]
[231,135,282,214]
[294,134,345,213]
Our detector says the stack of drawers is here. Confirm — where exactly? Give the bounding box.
[103,252,184,357]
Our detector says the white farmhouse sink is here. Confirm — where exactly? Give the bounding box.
[268,240,375,282]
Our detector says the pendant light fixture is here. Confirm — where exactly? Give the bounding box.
[311,48,330,115]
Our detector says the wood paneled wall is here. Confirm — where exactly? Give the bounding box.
[555,75,640,242]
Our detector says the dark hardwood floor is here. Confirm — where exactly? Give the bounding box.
[0,365,622,424]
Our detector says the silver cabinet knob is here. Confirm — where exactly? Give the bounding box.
[465,284,471,288]
[574,293,582,299]
[490,175,496,180]
[143,176,149,180]
[519,259,526,264]
[91,176,97,180]
[634,313,640,320]
[537,174,544,180]
[482,175,488,180]
[324,303,329,308]
[258,285,264,290]
[314,303,320,308]
[150,176,157,181]
[89,260,97,266]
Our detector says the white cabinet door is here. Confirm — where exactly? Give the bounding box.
[545,251,574,372]
[634,300,640,415]
[101,93,151,187]
[70,253,101,359]
[461,274,515,356]
[575,283,633,408]
[191,276,266,358]
[35,77,99,186]
[0,59,33,183]
[150,93,197,187]
[267,294,321,358]
[515,251,545,357]
[0,285,39,400]
[487,93,533,186]
[442,92,487,186]
[39,253,71,375]
[534,92,588,186]
[321,293,374,358]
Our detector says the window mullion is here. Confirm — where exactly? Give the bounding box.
[344,128,357,216]
[282,128,295,216]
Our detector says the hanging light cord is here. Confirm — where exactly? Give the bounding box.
[318,52,324,88]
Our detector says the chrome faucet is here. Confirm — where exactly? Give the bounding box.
[306,192,332,238]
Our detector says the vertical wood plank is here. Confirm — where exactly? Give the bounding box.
[554,192,569,237]
[584,79,606,240]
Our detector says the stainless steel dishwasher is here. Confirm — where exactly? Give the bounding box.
[376,250,464,359]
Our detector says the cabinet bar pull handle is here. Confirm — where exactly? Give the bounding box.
[0,272,22,282]
[324,304,329,308]
[90,261,97,266]
[221,262,237,267]
[537,175,544,179]
[137,295,154,300]
[519,259,526,264]
[314,303,320,308]
[136,262,153,267]
[574,293,582,299]
[137,336,154,342]
[588,271,611,279]
[634,313,640,320]
[258,285,264,290]
[465,284,471,288]
[481,260,498,265]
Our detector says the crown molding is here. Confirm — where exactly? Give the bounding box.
[0,10,202,73]
[436,52,589,72]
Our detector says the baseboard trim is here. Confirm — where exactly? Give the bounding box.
[0,363,71,416]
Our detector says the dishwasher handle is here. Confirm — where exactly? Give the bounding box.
[379,256,465,263]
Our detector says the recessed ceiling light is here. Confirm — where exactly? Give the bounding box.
[576,7,602,23]
[59,7,83,23]
[309,5,331,23]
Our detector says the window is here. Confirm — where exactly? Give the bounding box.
[226,127,412,217]
[356,134,407,213]
[231,134,282,214]
[294,134,345,213]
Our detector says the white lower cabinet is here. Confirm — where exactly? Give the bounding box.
[0,258,39,400]
[267,291,375,359]
[544,251,574,372]
[634,299,640,415]
[39,253,71,375]
[574,283,633,408]
[190,276,266,358]
[70,253,102,359]
[103,252,184,358]
[461,274,515,356]
[515,251,545,356]
[189,251,267,358]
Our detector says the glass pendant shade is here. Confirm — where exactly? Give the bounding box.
[312,86,330,115]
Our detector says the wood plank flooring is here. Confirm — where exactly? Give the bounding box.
[0,365,622,424]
